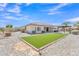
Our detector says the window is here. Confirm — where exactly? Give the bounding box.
[37,27,41,31]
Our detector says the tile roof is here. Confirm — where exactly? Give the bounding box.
[27,22,54,26]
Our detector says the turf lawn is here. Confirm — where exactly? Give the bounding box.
[22,33,65,48]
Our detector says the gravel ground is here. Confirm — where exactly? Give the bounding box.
[0,32,79,56]
[41,34,79,56]
[0,32,39,56]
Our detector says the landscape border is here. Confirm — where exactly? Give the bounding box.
[21,33,68,52]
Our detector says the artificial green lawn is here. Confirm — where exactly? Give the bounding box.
[22,33,65,48]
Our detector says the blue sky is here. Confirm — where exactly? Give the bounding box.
[0,3,79,27]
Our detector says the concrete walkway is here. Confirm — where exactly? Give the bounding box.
[41,34,79,56]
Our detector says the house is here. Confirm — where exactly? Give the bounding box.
[25,22,58,34]
[58,25,72,31]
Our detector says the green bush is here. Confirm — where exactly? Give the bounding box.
[72,30,79,35]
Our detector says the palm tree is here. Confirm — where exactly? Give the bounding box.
[62,22,71,26]
[62,22,72,33]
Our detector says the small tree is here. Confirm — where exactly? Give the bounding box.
[6,24,13,28]
[6,24,13,32]
[62,22,72,33]
[4,24,13,37]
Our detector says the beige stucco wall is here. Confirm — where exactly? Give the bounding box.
[26,25,36,31]
[25,24,56,33]
[26,25,45,33]
[35,26,44,33]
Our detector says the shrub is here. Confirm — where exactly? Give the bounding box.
[72,30,79,35]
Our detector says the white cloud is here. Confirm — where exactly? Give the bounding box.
[16,13,23,16]
[66,17,79,22]
[22,16,29,19]
[52,23,61,25]
[0,19,10,27]
[26,3,32,6]
[0,7,4,11]
[7,5,20,13]
[0,12,11,17]
[3,15,19,20]
[0,3,7,7]
[0,3,7,11]
[48,11,62,15]
[49,3,69,11]
[47,3,70,15]
[3,15,29,21]
[0,20,9,23]
[16,3,32,6]
[5,16,16,19]
[4,13,10,16]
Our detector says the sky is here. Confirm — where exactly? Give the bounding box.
[0,3,79,27]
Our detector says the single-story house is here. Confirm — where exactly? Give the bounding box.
[58,25,72,31]
[25,22,58,34]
